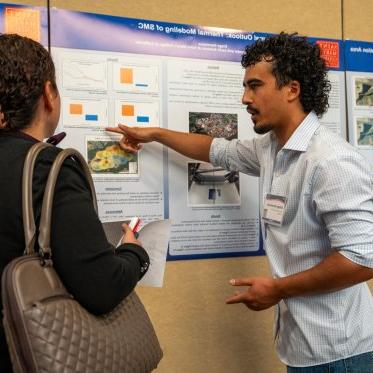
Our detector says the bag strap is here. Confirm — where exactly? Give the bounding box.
[22,142,53,255]
[38,148,97,260]
[22,143,97,258]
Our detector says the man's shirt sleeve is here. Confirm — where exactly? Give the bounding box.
[312,152,373,267]
[209,137,261,176]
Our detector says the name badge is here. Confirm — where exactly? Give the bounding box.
[262,194,286,226]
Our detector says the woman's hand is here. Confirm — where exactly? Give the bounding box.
[121,223,142,246]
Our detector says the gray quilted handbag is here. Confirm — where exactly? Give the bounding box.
[1,142,163,372]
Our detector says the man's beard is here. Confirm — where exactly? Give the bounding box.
[253,121,272,135]
[247,106,272,135]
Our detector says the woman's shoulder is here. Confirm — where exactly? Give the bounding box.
[34,145,91,193]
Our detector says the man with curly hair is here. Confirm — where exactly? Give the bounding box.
[107,33,373,371]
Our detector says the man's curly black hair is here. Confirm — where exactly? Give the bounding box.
[241,32,331,117]
[0,34,57,131]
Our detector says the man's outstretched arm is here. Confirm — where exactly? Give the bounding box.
[106,124,212,162]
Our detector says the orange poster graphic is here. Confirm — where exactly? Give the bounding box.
[5,7,40,42]
[120,68,134,84]
[70,104,83,115]
[316,40,340,69]
[122,105,135,117]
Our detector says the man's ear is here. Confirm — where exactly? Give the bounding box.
[287,80,301,102]
[43,81,57,111]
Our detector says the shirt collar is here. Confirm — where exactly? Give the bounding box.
[282,111,320,152]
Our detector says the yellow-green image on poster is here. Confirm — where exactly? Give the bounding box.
[87,138,139,175]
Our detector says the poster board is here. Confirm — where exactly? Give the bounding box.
[48,9,346,260]
[0,3,347,260]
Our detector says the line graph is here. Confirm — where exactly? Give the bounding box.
[62,59,108,90]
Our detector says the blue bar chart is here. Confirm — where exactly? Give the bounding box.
[115,100,160,126]
[62,98,108,127]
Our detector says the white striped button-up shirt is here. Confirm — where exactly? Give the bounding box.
[210,111,373,366]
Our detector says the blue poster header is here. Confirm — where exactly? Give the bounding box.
[345,40,373,73]
[49,8,344,70]
[0,3,345,70]
[50,9,261,63]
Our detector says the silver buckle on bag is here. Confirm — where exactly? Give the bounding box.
[140,262,149,273]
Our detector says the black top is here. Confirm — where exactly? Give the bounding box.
[0,131,149,371]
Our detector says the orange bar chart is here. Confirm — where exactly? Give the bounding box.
[122,104,135,116]
[120,68,133,84]
[70,103,83,115]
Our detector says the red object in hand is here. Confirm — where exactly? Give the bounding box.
[129,217,141,236]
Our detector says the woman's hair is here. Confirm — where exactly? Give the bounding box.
[241,32,331,117]
[0,34,57,130]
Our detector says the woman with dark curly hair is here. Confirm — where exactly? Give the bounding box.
[0,34,150,372]
[108,32,373,372]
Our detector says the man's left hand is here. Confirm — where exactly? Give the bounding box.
[225,277,282,311]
